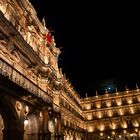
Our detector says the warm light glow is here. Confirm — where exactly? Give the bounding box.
[106,100,111,107]
[96,104,101,108]
[123,130,127,134]
[130,133,137,137]
[135,128,138,132]
[129,106,135,114]
[39,112,42,118]
[112,131,115,135]
[85,104,91,110]
[110,122,116,130]
[126,96,133,104]
[0,6,8,18]
[87,114,92,120]
[137,95,140,102]
[116,98,122,106]
[95,101,101,108]
[24,118,29,126]
[97,111,103,118]
[132,119,139,127]
[88,126,94,132]
[118,108,124,116]
[108,136,110,139]
[126,90,129,93]
[122,122,127,129]
[99,124,105,131]
[25,105,29,114]
[55,118,57,123]
[100,132,104,136]
[107,110,113,117]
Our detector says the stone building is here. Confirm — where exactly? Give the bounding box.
[0,0,140,140]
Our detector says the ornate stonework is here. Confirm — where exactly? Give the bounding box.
[0,0,140,140]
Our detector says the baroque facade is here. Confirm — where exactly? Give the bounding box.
[0,0,140,140]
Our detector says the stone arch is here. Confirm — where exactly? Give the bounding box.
[24,113,40,140]
[0,97,20,140]
[0,114,4,140]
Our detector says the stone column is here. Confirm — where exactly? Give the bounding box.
[19,103,26,140]
[84,131,88,140]
[55,116,64,140]
[40,109,51,140]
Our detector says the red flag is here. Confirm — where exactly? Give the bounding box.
[45,31,52,44]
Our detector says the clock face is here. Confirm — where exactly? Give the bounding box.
[48,120,55,133]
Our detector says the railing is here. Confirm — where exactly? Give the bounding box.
[81,89,140,103]
[0,58,53,104]
[83,103,140,121]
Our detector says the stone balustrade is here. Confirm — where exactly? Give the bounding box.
[0,57,52,104]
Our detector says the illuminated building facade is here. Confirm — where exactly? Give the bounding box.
[81,89,140,140]
[0,0,140,140]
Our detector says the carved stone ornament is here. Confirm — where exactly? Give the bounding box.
[16,101,22,111]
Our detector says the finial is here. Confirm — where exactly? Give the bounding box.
[136,83,139,89]
[115,87,118,93]
[125,85,129,91]
[105,88,108,94]
[115,87,118,95]
[105,88,109,97]
[42,17,46,28]
[96,90,98,96]
[85,93,88,98]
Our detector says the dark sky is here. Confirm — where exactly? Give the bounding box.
[30,0,139,98]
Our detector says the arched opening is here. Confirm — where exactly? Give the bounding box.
[0,114,4,140]
[24,113,39,140]
[0,97,20,140]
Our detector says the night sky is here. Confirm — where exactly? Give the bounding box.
[30,0,139,98]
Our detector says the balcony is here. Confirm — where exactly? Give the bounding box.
[0,58,53,104]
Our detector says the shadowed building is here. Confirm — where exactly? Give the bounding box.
[0,0,140,140]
